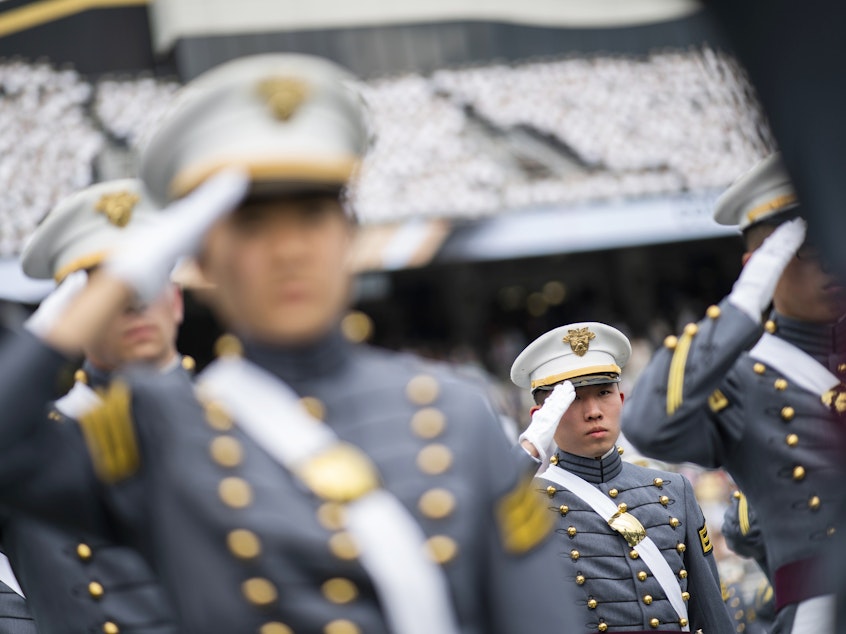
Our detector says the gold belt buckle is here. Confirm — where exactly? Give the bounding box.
[608,510,647,548]
[296,443,381,503]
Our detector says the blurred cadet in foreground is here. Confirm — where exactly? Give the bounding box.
[623,153,846,633]
[0,54,576,633]
[513,321,732,632]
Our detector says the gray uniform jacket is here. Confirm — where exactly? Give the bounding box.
[622,301,846,629]
[0,580,35,634]
[0,329,576,634]
[532,448,731,632]
[0,360,180,634]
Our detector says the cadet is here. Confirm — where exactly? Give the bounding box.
[622,153,846,633]
[512,321,732,632]
[0,179,184,634]
[0,54,575,633]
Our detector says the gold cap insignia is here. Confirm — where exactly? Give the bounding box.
[257,77,310,121]
[95,191,139,228]
[562,327,595,357]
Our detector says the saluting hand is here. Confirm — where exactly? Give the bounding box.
[519,381,576,468]
[24,270,87,340]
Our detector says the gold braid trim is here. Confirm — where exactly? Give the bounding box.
[666,330,693,415]
[737,492,751,536]
[496,476,554,554]
[77,380,140,483]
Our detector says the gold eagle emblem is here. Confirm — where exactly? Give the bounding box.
[562,327,595,357]
[256,77,310,121]
[95,191,139,227]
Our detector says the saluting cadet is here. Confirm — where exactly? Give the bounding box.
[512,322,732,633]
[622,153,846,633]
[0,180,184,634]
[0,54,575,633]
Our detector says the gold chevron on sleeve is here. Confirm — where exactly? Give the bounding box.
[77,380,140,483]
[496,476,554,554]
[666,330,694,415]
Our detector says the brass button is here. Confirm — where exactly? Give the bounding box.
[48,410,62,422]
[329,532,359,560]
[218,477,253,508]
[598,623,608,632]
[608,488,618,498]
[629,549,639,560]
[260,623,294,634]
[617,502,628,513]
[781,406,795,421]
[340,311,373,344]
[753,363,766,375]
[732,490,742,499]
[684,323,698,336]
[575,574,586,585]
[550,455,559,465]
[181,356,196,372]
[103,622,119,634]
[570,550,580,561]
[676,543,686,553]
[793,465,806,481]
[765,320,777,334]
[324,620,361,634]
[242,577,278,606]
[559,505,569,516]
[682,591,690,601]
[406,375,440,406]
[317,503,347,530]
[425,535,458,564]
[809,495,821,511]
[664,335,678,350]
[227,529,261,559]
[827,527,837,537]
[587,598,597,609]
[74,369,88,384]
[77,543,93,561]
[546,486,557,497]
[322,578,358,604]
[706,305,721,319]
[214,334,243,357]
[88,581,104,599]
[650,617,660,629]
[786,433,799,447]
[416,444,453,475]
[410,408,446,439]
[567,526,577,537]
[643,594,653,605]
[205,401,233,431]
[299,397,326,421]
[838,363,846,374]
[659,495,669,506]
[679,618,689,627]
[774,378,788,391]
[669,517,680,528]
[653,478,664,487]
[617,446,624,455]
[637,571,648,582]
[418,488,456,520]
[678,569,688,579]
[210,436,243,468]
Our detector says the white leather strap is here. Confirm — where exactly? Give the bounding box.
[540,465,689,630]
[54,381,102,419]
[791,594,834,634]
[750,333,839,396]
[199,357,460,634]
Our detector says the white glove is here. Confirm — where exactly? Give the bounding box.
[518,381,576,467]
[24,270,87,339]
[728,218,807,322]
[105,169,249,302]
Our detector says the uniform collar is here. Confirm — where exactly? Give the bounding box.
[552,446,623,484]
[242,327,352,389]
[771,311,846,370]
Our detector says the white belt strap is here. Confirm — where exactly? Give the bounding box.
[200,358,460,634]
[54,381,102,419]
[791,594,834,634]
[540,465,690,631]
[750,334,839,396]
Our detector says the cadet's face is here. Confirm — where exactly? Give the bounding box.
[200,196,352,345]
[84,283,182,371]
[550,383,623,459]
[747,229,846,323]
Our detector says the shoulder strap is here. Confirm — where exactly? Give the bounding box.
[540,465,690,631]
[199,357,460,634]
[749,333,839,396]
